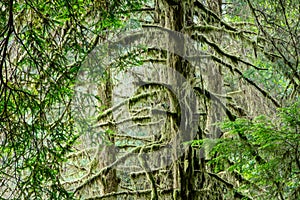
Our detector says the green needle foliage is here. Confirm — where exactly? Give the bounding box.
[0,0,143,199]
[209,100,300,199]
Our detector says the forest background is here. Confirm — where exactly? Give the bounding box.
[0,0,299,199]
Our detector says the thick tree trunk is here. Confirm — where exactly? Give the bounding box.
[155,1,207,199]
[97,70,120,195]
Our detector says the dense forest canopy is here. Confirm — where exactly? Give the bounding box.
[0,0,299,199]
